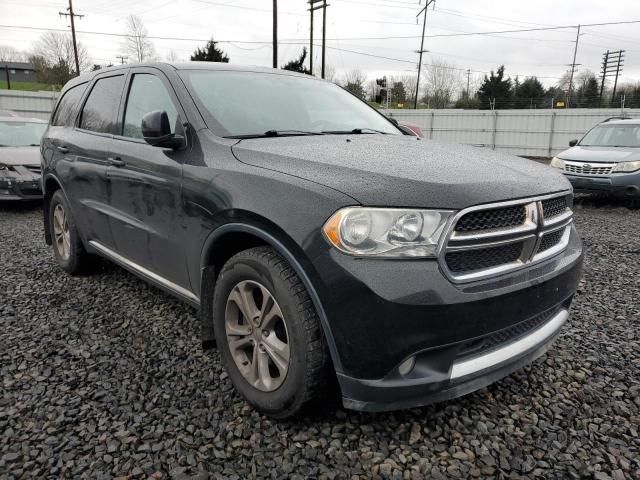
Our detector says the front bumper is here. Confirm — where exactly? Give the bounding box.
[312,226,583,411]
[0,166,43,200]
[563,171,640,196]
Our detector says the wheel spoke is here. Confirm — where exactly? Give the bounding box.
[261,301,283,330]
[257,349,272,390]
[225,321,251,336]
[228,335,252,353]
[262,334,289,374]
[229,285,259,323]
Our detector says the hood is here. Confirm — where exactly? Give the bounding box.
[558,145,640,163]
[231,135,570,209]
[0,146,40,166]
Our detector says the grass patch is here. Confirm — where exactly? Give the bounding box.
[0,81,60,92]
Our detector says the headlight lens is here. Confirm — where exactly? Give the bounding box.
[612,160,640,173]
[550,157,565,169]
[323,207,453,257]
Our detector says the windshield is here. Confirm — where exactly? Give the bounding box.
[179,70,401,137]
[0,121,47,147]
[580,124,640,148]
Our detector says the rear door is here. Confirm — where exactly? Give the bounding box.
[59,73,126,248]
[107,67,190,287]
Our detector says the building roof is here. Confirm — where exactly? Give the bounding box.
[1,62,35,70]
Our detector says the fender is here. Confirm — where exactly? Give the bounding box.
[200,222,344,374]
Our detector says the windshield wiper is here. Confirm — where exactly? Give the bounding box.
[322,128,388,135]
[225,130,324,139]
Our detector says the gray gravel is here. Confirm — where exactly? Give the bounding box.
[1,197,639,480]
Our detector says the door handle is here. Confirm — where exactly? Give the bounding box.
[56,145,69,154]
[108,157,125,167]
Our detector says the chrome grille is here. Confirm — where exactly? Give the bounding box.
[563,161,614,175]
[440,193,573,282]
[455,205,526,232]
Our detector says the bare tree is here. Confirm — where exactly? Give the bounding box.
[0,45,25,62]
[123,15,156,63]
[323,64,336,83]
[165,49,180,62]
[33,31,91,72]
[421,58,463,108]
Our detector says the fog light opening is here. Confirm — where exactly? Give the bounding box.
[398,356,416,376]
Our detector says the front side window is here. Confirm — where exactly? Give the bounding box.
[122,74,178,139]
[52,83,86,127]
[79,75,125,134]
[580,124,640,148]
[179,70,400,137]
[0,121,47,147]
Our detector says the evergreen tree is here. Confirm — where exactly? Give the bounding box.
[575,77,600,108]
[477,65,512,109]
[191,39,229,63]
[390,82,407,104]
[514,77,546,108]
[281,48,311,74]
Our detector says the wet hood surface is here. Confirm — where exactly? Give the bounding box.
[231,135,571,209]
[0,146,41,166]
[558,145,640,163]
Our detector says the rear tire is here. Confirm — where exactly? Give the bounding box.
[49,189,92,275]
[212,246,332,418]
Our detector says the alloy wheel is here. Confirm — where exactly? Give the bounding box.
[224,280,290,392]
[52,203,71,261]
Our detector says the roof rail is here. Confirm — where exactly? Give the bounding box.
[601,116,633,123]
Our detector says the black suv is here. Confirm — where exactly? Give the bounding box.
[41,63,583,417]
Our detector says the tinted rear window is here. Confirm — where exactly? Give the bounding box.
[51,83,86,127]
[79,75,125,134]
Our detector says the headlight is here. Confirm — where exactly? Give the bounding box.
[612,160,640,173]
[322,207,454,257]
[550,157,565,169]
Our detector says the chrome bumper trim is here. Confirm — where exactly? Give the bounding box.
[450,308,568,379]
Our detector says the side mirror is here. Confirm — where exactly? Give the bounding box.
[141,110,184,149]
[569,139,578,147]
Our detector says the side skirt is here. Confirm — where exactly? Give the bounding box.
[88,240,200,308]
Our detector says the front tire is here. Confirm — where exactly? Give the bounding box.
[49,189,92,275]
[212,246,331,418]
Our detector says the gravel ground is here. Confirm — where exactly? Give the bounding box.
[1,197,639,480]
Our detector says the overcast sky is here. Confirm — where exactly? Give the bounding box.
[1,0,639,90]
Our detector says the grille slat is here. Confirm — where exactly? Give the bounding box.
[445,242,523,273]
[455,205,526,233]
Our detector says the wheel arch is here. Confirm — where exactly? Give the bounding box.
[198,217,344,374]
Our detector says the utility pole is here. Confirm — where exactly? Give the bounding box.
[116,55,128,65]
[599,50,624,107]
[321,0,327,79]
[272,0,278,68]
[3,64,10,90]
[308,0,323,76]
[414,0,435,109]
[59,0,84,76]
[566,24,581,108]
[611,50,624,106]
[466,68,471,99]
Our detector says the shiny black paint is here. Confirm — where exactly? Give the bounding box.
[42,63,583,407]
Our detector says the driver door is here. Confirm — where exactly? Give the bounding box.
[107,67,190,288]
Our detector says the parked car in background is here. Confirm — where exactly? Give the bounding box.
[0,115,46,200]
[397,120,424,138]
[41,63,582,418]
[551,118,640,197]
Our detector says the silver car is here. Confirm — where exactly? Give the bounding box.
[0,114,47,200]
[550,118,640,197]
